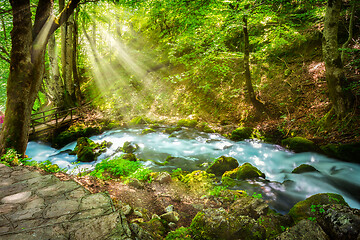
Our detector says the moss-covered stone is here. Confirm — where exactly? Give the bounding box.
[230,196,269,219]
[281,137,320,153]
[128,116,151,126]
[164,126,182,134]
[190,208,265,240]
[222,163,265,180]
[177,119,198,128]
[258,214,293,240]
[121,141,139,153]
[276,219,329,240]
[230,127,254,141]
[197,122,215,133]
[139,218,169,239]
[321,143,360,163]
[288,193,349,223]
[182,170,215,194]
[71,137,111,162]
[165,227,192,240]
[206,156,239,177]
[141,128,156,135]
[292,164,319,174]
[52,126,101,149]
[72,137,97,162]
[122,153,137,162]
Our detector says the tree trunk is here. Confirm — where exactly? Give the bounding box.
[47,33,64,107]
[323,0,354,117]
[73,8,82,103]
[0,0,80,156]
[65,13,75,99]
[0,1,34,155]
[243,11,266,114]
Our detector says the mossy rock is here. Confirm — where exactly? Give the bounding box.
[190,208,265,240]
[206,156,239,177]
[121,141,139,153]
[281,137,320,153]
[222,163,265,180]
[141,128,156,135]
[321,143,360,163]
[139,218,169,238]
[288,193,349,223]
[292,164,319,174]
[177,119,198,128]
[165,227,192,240]
[230,127,254,141]
[230,196,269,219]
[258,214,293,240]
[73,137,97,162]
[182,170,215,193]
[122,153,137,162]
[164,127,182,134]
[52,126,101,149]
[128,116,151,126]
[197,122,215,133]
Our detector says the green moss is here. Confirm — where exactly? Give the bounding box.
[206,156,239,177]
[141,128,156,135]
[197,122,215,133]
[292,164,319,174]
[52,126,101,149]
[222,163,265,180]
[281,137,320,153]
[231,127,254,141]
[288,193,349,223]
[177,119,198,128]
[128,116,151,126]
[164,126,182,134]
[122,153,137,162]
[182,170,215,193]
[165,227,192,240]
[321,142,360,163]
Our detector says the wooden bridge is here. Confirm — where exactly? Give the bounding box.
[29,107,81,139]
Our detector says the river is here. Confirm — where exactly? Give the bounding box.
[26,126,360,214]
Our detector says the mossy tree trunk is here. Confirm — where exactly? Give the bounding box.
[322,0,354,118]
[0,0,80,156]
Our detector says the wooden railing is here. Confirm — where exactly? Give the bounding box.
[30,107,79,137]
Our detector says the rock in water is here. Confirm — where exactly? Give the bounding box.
[206,156,239,177]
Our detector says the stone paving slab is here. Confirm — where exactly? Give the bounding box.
[0,163,134,239]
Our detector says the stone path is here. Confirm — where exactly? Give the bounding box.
[0,163,133,239]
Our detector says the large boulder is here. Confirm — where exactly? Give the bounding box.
[121,141,139,154]
[72,137,112,162]
[190,208,265,240]
[276,219,330,240]
[230,127,254,141]
[281,137,320,153]
[321,142,360,163]
[222,163,265,181]
[291,164,319,174]
[229,196,269,219]
[206,156,239,177]
[288,193,349,223]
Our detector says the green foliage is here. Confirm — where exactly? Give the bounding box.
[252,192,262,199]
[89,156,141,179]
[209,186,228,197]
[1,148,21,166]
[128,167,153,183]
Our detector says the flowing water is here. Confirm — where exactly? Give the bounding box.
[26,126,360,214]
